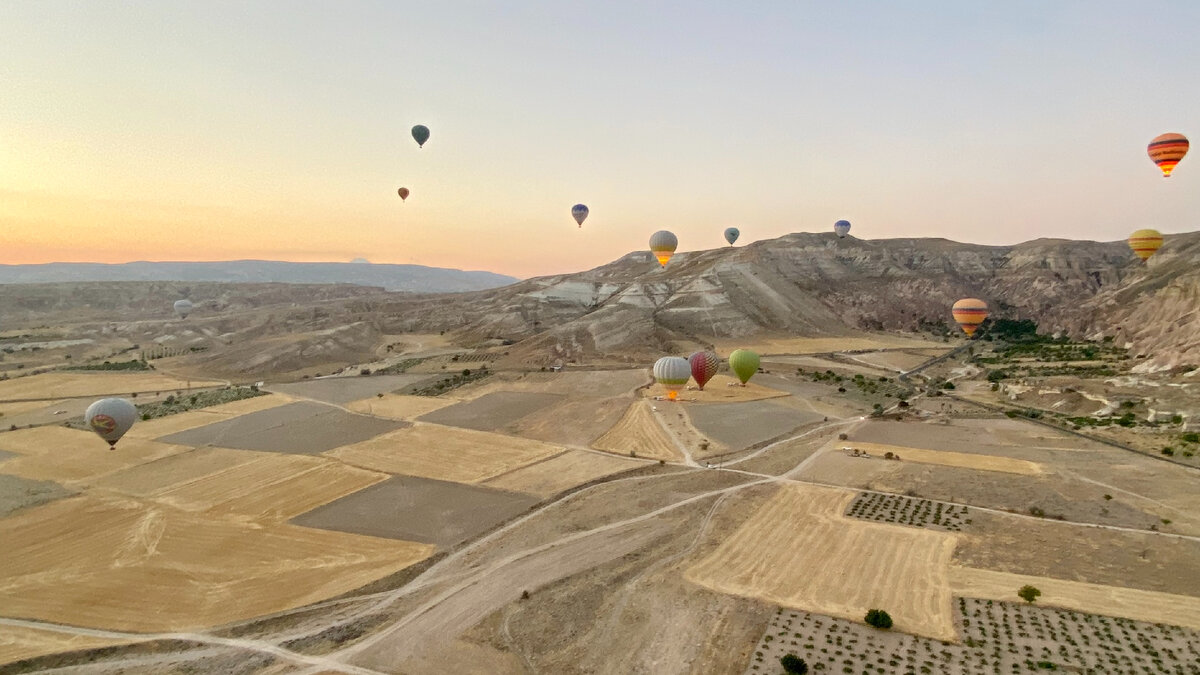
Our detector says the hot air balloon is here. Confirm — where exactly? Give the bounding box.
[174,299,193,319]
[951,298,989,338]
[689,351,720,390]
[1128,229,1163,262]
[572,204,589,228]
[654,356,692,401]
[724,227,740,246]
[398,187,410,201]
[728,349,760,385]
[649,230,678,267]
[412,125,430,148]
[85,398,137,449]
[1147,133,1188,177]
[834,220,851,238]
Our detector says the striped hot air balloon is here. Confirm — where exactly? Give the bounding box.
[653,356,692,401]
[951,298,989,338]
[1147,133,1188,177]
[689,351,720,390]
[649,230,678,267]
[1128,229,1163,262]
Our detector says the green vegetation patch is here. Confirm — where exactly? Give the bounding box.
[412,366,491,396]
[62,359,152,372]
[136,386,267,420]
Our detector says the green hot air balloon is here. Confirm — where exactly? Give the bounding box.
[412,125,430,148]
[728,349,760,385]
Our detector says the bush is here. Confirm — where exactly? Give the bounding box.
[1182,432,1199,443]
[838,433,848,441]
[1161,447,1175,456]
[1018,585,1042,603]
[864,609,893,629]
[780,653,808,674]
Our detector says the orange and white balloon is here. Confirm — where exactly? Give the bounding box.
[1147,133,1188,177]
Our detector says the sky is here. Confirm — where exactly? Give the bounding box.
[1,1,1197,279]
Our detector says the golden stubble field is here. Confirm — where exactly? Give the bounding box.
[842,441,1043,475]
[686,483,960,641]
[591,400,681,461]
[0,372,225,401]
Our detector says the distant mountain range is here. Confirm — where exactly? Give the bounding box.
[0,260,519,293]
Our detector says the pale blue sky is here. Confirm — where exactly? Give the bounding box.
[2,1,1196,277]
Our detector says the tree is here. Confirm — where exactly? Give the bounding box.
[1018,585,1041,604]
[780,653,808,674]
[864,609,893,629]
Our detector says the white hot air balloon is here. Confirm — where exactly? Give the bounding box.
[174,299,194,319]
[85,398,138,449]
[653,356,691,401]
[571,204,589,228]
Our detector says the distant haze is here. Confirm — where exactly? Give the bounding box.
[0,260,518,293]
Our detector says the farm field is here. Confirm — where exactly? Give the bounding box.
[325,422,564,483]
[345,393,458,420]
[688,399,822,451]
[417,391,562,431]
[267,373,430,405]
[0,426,191,484]
[482,449,643,498]
[0,372,224,401]
[0,494,433,632]
[123,392,294,439]
[290,474,539,547]
[0,624,133,666]
[686,483,959,641]
[644,374,790,403]
[591,400,680,461]
[844,441,1043,475]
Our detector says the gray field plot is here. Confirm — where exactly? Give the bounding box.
[157,401,406,454]
[268,374,430,405]
[689,400,822,450]
[751,374,829,398]
[291,474,538,548]
[0,474,75,517]
[418,391,562,432]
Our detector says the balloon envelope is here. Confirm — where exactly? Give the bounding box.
[412,125,430,148]
[85,398,137,447]
[728,349,760,385]
[834,220,851,238]
[1128,229,1163,262]
[654,356,691,401]
[951,298,989,337]
[1147,133,1188,177]
[689,351,720,390]
[398,187,410,201]
[649,230,679,267]
[724,227,740,246]
[572,204,589,227]
[173,299,193,319]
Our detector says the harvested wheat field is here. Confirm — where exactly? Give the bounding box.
[0,372,224,401]
[950,567,1200,631]
[591,400,680,461]
[0,624,132,666]
[686,483,958,641]
[0,426,189,485]
[846,442,1042,475]
[123,393,294,440]
[460,369,647,398]
[345,393,458,420]
[150,452,388,524]
[89,447,258,497]
[643,374,788,403]
[483,449,643,498]
[326,422,563,484]
[0,494,433,632]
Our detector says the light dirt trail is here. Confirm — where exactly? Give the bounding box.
[651,405,700,467]
[0,618,381,675]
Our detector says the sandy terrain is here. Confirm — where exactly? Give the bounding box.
[345,393,458,420]
[418,391,563,431]
[268,374,430,405]
[291,474,539,548]
[644,374,790,403]
[0,372,224,401]
[483,449,644,498]
[157,401,406,454]
[591,400,681,461]
[0,624,132,666]
[846,441,1043,475]
[686,483,959,641]
[711,335,948,355]
[951,566,1200,630]
[0,427,190,485]
[0,494,433,632]
[326,422,564,484]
